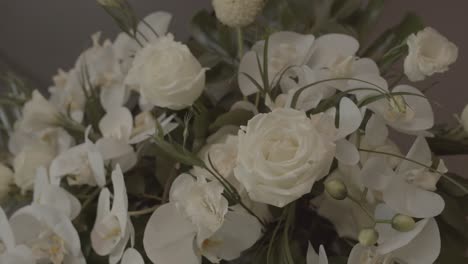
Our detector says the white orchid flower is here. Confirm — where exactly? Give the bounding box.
[33,167,81,220]
[9,204,86,264]
[361,136,445,218]
[347,205,440,264]
[0,207,35,264]
[307,244,329,264]
[91,165,134,264]
[50,127,106,187]
[308,34,379,83]
[96,107,137,172]
[346,75,434,133]
[238,31,315,96]
[143,174,263,264]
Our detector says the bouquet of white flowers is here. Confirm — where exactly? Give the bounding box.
[0,0,466,263]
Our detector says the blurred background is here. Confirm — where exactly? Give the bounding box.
[0,0,466,173]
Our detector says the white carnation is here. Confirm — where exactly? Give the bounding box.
[404,27,458,81]
[0,164,13,202]
[125,34,206,110]
[212,0,265,28]
[234,108,336,207]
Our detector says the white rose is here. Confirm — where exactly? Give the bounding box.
[13,141,56,193]
[212,0,265,28]
[461,105,468,133]
[404,27,458,82]
[125,34,206,110]
[0,164,14,202]
[234,108,336,207]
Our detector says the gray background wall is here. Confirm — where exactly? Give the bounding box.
[0,0,466,174]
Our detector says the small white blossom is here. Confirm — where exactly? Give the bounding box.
[212,0,265,28]
[404,27,458,82]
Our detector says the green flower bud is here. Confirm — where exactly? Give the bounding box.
[358,229,379,246]
[392,214,416,232]
[325,179,348,200]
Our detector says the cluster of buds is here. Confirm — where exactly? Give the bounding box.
[212,0,265,28]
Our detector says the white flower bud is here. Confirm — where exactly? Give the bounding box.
[358,229,379,246]
[325,179,348,200]
[461,105,468,133]
[392,214,416,232]
[0,164,13,202]
[212,0,265,28]
[404,27,458,82]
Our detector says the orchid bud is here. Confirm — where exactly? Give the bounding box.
[358,229,379,246]
[325,179,348,200]
[212,0,265,28]
[392,214,416,232]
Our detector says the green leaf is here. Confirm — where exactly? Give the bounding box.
[152,137,205,168]
[363,12,424,63]
[438,193,468,239]
[209,109,254,132]
[428,136,468,156]
[438,173,468,198]
[436,219,468,263]
[355,0,385,40]
[331,0,362,20]
[191,10,237,63]
[286,0,315,24]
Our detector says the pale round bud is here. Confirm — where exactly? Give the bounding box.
[325,179,348,200]
[392,214,416,232]
[358,229,379,246]
[212,0,265,28]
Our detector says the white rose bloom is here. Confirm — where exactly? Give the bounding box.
[125,34,206,110]
[234,108,336,207]
[0,164,13,202]
[212,0,265,28]
[13,141,56,193]
[404,27,458,82]
[461,104,468,133]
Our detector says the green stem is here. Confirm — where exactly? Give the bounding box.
[128,205,160,216]
[236,27,244,60]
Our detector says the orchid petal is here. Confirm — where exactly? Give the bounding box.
[336,97,362,139]
[335,139,360,165]
[383,177,445,218]
[143,203,199,264]
[121,248,144,264]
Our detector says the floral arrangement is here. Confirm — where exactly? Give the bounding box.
[0,0,467,263]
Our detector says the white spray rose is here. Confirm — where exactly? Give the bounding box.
[0,164,13,202]
[13,141,56,193]
[234,108,336,207]
[461,105,468,133]
[212,0,265,28]
[125,34,206,110]
[404,27,458,81]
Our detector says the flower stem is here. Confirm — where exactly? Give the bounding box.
[236,27,244,60]
[129,205,160,216]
